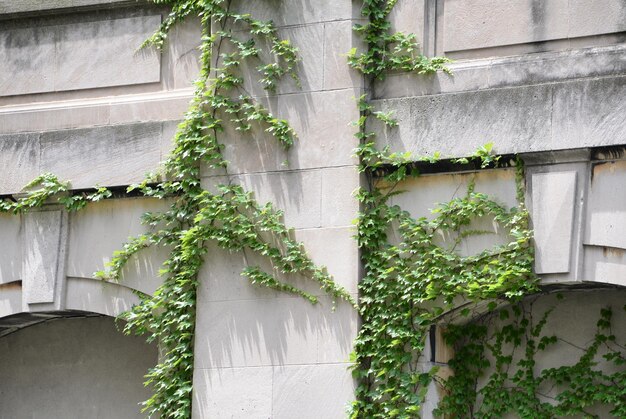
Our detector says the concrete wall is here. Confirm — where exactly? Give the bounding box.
[0,316,157,419]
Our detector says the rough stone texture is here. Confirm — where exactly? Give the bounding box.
[0,316,157,419]
[442,0,626,53]
[531,172,577,274]
[21,209,68,310]
[373,76,626,159]
[0,15,161,96]
[375,45,626,99]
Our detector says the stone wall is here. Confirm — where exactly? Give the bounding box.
[0,0,625,417]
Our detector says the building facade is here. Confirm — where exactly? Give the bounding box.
[0,0,625,417]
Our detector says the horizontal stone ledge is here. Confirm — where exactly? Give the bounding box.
[0,121,177,195]
[372,75,626,159]
[0,0,143,18]
[0,89,193,134]
[375,44,626,99]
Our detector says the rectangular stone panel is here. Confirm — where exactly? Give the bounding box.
[442,0,626,53]
[0,15,161,97]
[532,171,577,274]
[22,209,66,305]
[0,0,133,15]
[39,123,163,189]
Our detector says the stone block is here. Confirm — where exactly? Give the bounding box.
[294,227,359,294]
[67,198,170,295]
[323,20,366,90]
[192,366,273,419]
[376,45,626,99]
[0,0,132,15]
[0,215,22,285]
[552,76,626,150]
[0,15,161,97]
[373,83,553,159]
[568,0,626,38]
[272,363,355,418]
[65,277,140,317]
[585,160,626,250]
[321,166,360,228]
[209,89,359,175]
[531,171,577,274]
[0,283,22,319]
[443,0,570,52]
[0,133,40,195]
[21,209,68,310]
[202,169,323,229]
[193,296,356,369]
[39,123,163,189]
[373,76,626,158]
[229,0,357,27]
[584,246,626,287]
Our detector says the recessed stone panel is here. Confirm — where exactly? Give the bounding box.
[442,0,626,53]
[0,15,161,97]
[531,171,577,274]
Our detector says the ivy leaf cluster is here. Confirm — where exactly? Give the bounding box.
[437,300,626,418]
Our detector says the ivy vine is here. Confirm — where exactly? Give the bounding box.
[437,296,626,418]
[348,1,538,418]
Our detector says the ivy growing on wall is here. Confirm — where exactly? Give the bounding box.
[437,296,626,418]
[5,1,624,418]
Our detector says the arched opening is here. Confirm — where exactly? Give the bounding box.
[0,313,157,419]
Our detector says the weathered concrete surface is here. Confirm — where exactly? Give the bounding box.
[0,316,157,419]
[375,45,626,99]
[373,76,626,159]
[0,15,161,96]
[442,0,626,53]
[0,121,177,195]
[0,0,137,15]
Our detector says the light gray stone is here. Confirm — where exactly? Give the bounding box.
[202,169,323,229]
[272,363,355,418]
[0,316,157,419]
[0,0,135,15]
[39,123,163,189]
[585,160,626,250]
[65,277,141,317]
[192,367,273,419]
[0,283,21,319]
[321,166,361,228]
[207,89,359,176]
[0,132,40,194]
[0,15,161,97]
[229,0,358,27]
[584,246,626,287]
[323,20,366,90]
[568,0,626,39]
[21,209,68,310]
[67,198,170,295]
[376,45,626,99]
[373,76,626,158]
[443,0,567,52]
[0,215,22,285]
[193,296,356,369]
[0,90,191,135]
[531,171,577,274]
